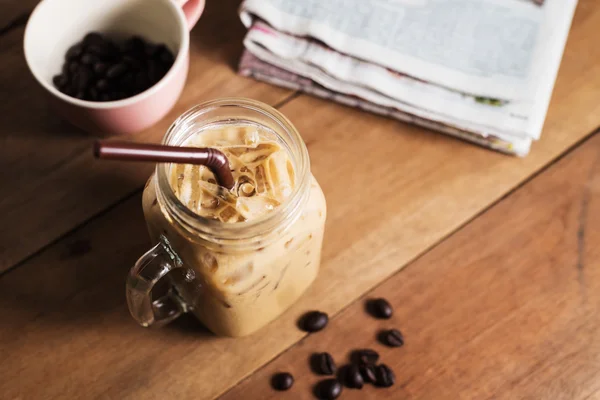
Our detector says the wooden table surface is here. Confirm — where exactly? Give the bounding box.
[1,1,600,399]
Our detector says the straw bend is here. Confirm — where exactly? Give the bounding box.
[93,140,235,190]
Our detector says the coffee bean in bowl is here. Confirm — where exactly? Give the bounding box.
[52,32,175,102]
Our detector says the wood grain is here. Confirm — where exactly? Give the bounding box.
[220,132,600,400]
[1,1,600,400]
[1,64,600,400]
[0,3,30,32]
[0,0,294,272]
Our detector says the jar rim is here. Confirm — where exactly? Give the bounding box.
[155,98,311,243]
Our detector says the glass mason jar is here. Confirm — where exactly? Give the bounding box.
[126,98,327,337]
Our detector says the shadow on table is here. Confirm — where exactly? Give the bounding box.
[0,191,215,341]
[189,0,247,70]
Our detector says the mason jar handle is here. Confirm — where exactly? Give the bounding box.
[126,235,190,327]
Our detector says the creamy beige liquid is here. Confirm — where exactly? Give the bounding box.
[142,123,326,336]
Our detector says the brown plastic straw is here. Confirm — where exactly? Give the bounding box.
[93,140,235,190]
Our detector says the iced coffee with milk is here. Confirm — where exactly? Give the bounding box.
[132,100,326,337]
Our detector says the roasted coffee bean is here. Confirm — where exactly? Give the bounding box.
[381,329,404,347]
[86,44,111,58]
[89,87,99,101]
[123,55,142,70]
[52,74,68,89]
[355,349,379,365]
[358,362,377,384]
[313,352,336,375]
[68,61,80,74]
[83,32,105,47]
[61,62,70,77]
[124,36,146,53]
[315,379,342,400]
[74,91,86,100]
[93,62,108,77]
[96,79,110,91]
[375,364,395,387]
[145,43,160,57]
[147,60,161,83]
[75,66,93,91]
[106,63,128,79]
[158,47,175,65]
[105,42,121,60]
[81,53,100,65]
[134,72,150,91]
[119,72,135,88]
[299,311,328,332]
[345,364,364,389]
[65,44,83,60]
[368,298,393,319]
[271,372,294,391]
[58,33,173,101]
[68,72,79,90]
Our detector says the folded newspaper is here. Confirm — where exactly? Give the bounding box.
[238,0,578,156]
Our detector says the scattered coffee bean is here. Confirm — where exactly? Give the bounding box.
[299,311,328,332]
[313,352,336,375]
[315,379,342,399]
[53,32,175,102]
[355,349,379,365]
[358,362,377,384]
[271,372,294,391]
[375,364,395,387]
[345,364,364,389]
[381,328,404,347]
[368,298,393,319]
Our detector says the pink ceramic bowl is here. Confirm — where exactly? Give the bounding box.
[24,0,204,135]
